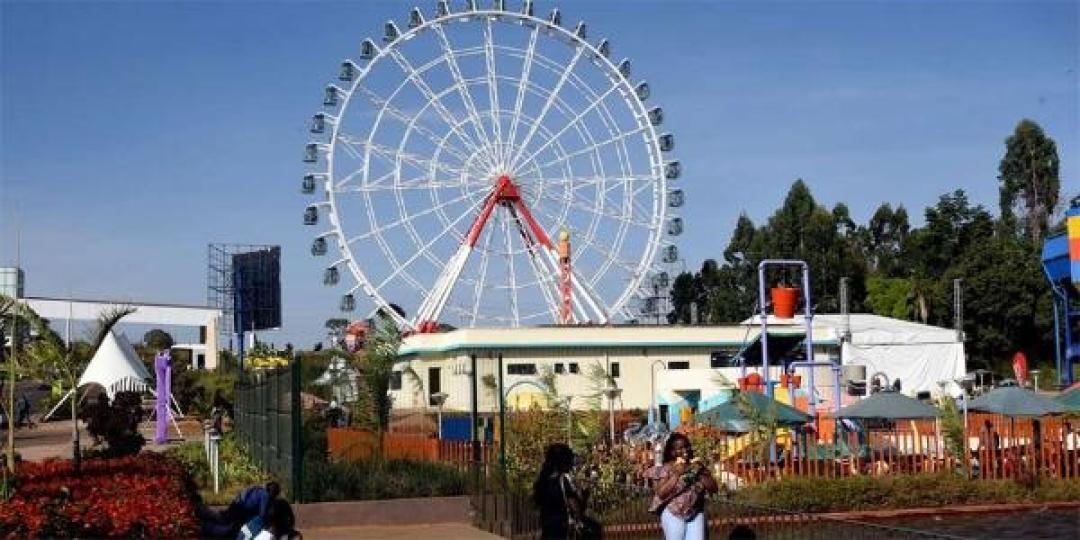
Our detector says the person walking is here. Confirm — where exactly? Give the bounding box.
[646,433,718,540]
[15,392,33,429]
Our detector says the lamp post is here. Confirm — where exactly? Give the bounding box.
[431,392,448,439]
[649,360,666,426]
[1030,370,1041,393]
[601,385,623,446]
[561,396,574,445]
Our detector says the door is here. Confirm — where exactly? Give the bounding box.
[428,367,442,406]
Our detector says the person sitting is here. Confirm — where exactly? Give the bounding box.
[201,481,281,538]
[253,499,302,540]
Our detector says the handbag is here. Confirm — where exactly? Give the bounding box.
[559,474,601,539]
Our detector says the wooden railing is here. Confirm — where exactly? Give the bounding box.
[327,428,495,470]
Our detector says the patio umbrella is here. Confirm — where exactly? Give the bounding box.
[968,386,1065,417]
[694,391,810,432]
[837,391,940,420]
[1055,388,1080,413]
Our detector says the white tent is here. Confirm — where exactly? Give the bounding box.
[743,313,966,397]
[78,330,153,398]
[43,330,182,432]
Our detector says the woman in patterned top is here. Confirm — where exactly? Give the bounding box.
[645,433,718,540]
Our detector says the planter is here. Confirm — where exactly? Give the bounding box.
[770,286,800,318]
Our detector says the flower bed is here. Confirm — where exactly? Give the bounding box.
[0,453,199,538]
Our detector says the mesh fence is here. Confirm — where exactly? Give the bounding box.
[234,361,303,501]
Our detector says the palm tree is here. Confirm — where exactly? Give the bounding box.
[352,310,400,455]
[19,302,136,471]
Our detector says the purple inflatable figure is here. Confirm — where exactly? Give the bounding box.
[154,350,172,444]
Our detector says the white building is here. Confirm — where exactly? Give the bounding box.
[390,314,965,425]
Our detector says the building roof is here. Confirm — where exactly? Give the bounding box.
[399,324,822,357]
[740,313,959,345]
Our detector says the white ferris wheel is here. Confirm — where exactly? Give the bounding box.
[303,0,683,331]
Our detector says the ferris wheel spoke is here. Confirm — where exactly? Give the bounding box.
[511,83,621,172]
[373,194,489,291]
[431,23,494,154]
[532,125,648,171]
[508,45,586,170]
[385,48,496,172]
[469,212,497,326]
[338,135,465,182]
[352,84,476,165]
[503,24,540,168]
[348,190,478,244]
[483,18,504,164]
[500,208,521,326]
[536,190,654,229]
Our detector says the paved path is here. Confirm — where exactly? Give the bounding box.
[305,523,500,539]
[4,418,200,461]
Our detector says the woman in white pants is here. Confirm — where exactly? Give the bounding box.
[646,433,719,540]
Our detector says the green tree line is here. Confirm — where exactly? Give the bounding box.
[668,119,1074,377]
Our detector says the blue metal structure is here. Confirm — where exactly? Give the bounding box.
[1041,204,1080,386]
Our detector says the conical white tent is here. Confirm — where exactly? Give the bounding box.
[78,330,152,398]
[43,330,182,431]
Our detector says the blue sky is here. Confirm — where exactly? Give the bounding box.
[2,0,1077,347]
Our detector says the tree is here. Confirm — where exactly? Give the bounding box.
[351,310,401,451]
[324,318,349,348]
[998,119,1061,245]
[15,301,136,470]
[142,329,174,351]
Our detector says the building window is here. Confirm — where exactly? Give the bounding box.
[610,362,620,378]
[710,351,737,368]
[554,363,565,374]
[569,362,580,374]
[668,361,690,370]
[390,371,402,390]
[507,363,537,375]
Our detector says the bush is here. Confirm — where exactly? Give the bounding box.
[173,369,237,419]
[0,453,199,537]
[164,435,268,505]
[79,391,145,457]
[736,473,1080,513]
[302,458,466,502]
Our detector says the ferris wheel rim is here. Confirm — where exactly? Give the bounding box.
[314,6,675,329]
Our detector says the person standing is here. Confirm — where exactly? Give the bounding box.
[646,433,718,540]
[533,443,600,539]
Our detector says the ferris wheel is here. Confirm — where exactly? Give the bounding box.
[302,0,683,331]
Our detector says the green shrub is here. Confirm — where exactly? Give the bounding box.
[736,473,1080,512]
[302,457,466,502]
[173,369,237,419]
[164,434,268,505]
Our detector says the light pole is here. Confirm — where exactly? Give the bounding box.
[431,392,448,439]
[561,396,574,445]
[602,385,623,446]
[1030,370,1041,393]
[649,360,666,426]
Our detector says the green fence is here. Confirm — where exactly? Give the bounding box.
[234,361,303,502]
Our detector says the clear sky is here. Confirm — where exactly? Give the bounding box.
[2,0,1077,347]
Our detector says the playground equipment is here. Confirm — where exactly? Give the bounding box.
[1041,201,1080,385]
[757,260,816,410]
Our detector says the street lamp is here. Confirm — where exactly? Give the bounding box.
[601,385,623,446]
[649,360,666,426]
[1030,370,1041,393]
[560,395,575,445]
[431,392,448,439]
